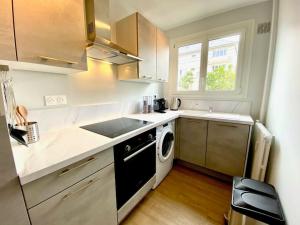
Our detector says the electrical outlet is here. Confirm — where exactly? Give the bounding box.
[44,95,67,106]
[56,95,67,105]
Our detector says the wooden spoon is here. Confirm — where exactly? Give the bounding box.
[17,105,28,126]
[15,109,23,126]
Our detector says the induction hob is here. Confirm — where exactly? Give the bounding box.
[80,117,152,138]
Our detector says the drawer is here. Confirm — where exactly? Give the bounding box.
[23,148,114,209]
[28,164,117,225]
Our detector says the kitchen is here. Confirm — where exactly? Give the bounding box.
[0,0,299,225]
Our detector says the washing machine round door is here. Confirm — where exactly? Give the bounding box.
[158,128,174,162]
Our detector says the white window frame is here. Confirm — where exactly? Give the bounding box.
[170,20,255,100]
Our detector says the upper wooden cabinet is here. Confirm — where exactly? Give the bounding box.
[116,12,169,82]
[0,0,17,60]
[156,28,169,82]
[13,0,87,71]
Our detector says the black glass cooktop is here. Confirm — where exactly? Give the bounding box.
[81,117,152,138]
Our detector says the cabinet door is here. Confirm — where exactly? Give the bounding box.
[156,28,169,82]
[137,14,157,80]
[179,118,207,166]
[116,13,138,56]
[0,0,17,60]
[13,0,87,70]
[29,164,117,225]
[206,121,250,176]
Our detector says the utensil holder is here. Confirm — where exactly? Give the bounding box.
[15,122,40,144]
[26,122,40,144]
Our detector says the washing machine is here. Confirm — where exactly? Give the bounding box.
[153,120,175,189]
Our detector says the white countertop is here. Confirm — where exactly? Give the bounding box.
[12,110,253,185]
[179,110,254,125]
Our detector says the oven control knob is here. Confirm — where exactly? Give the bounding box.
[125,145,131,152]
[148,134,154,140]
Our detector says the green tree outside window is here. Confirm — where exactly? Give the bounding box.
[179,70,194,90]
[206,65,236,91]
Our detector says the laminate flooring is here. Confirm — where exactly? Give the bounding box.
[122,164,232,225]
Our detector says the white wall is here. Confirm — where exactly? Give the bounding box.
[265,0,300,224]
[11,58,163,110]
[166,1,272,118]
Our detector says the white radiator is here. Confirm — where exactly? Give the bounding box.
[250,121,273,181]
[243,122,273,225]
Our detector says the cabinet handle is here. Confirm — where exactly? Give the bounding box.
[58,157,96,177]
[62,179,97,201]
[217,124,238,128]
[39,56,79,65]
[141,76,152,80]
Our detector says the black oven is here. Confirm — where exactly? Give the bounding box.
[114,128,156,209]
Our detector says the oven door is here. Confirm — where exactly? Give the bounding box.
[114,141,156,209]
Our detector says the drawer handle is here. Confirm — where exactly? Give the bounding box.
[62,179,97,201]
[58,157,97,177]
[39,56,78,65]
[217,124,238,128]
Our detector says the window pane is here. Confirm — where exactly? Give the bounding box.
[177,43,202,91]
[206,34,240,91]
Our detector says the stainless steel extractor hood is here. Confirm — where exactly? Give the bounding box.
[85,0,142,64]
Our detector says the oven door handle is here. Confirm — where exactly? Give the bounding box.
[123,140,156,162]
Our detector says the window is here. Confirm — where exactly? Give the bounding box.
[206,34,240,91]
[212,49,227,57]
[177,43,202,91]
[174,27,247,96]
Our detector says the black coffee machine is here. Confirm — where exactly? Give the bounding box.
[153,98,168,113]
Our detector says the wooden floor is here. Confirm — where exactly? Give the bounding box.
[121,164,232,225]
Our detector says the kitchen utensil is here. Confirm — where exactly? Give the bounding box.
[8,124,28,146]
[17,105,28,126]
[26,121,40,144]
[170,97,181,111]
[15,110,23,126]
[15,121,40,144]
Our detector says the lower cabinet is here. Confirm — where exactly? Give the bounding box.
[178,118,207,167]
[28,164,117,225]
[177,118,251,177]
[206,121,250,176]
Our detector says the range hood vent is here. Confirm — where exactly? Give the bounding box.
[85,0,142,64]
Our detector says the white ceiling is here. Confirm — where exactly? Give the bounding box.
[110,0,268,30]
